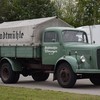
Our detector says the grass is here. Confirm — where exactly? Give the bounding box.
[0,85,100,100]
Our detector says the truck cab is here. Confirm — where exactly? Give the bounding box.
[42,27,88,64]
[42,27,100,88]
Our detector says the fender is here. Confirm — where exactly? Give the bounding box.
[55,56,78,73]
[0,57,22,71]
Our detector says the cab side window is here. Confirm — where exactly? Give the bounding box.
[44,31,58,42]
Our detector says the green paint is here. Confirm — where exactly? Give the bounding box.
[0,27,100,74]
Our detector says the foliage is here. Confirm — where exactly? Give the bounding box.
[75,0,100,27]
[54,0,77,27]
[0,0,100,27]
[0,86,100,100]
[54,0,100,27]
[0,0,56,23]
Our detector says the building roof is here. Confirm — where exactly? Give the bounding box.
[0,16,72,28]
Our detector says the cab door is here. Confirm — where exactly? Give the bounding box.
[42,31,62,65]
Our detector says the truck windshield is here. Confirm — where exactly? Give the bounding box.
[62,30,88,43]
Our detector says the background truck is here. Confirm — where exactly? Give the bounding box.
[0,17,100,88]
[77,25,100,44]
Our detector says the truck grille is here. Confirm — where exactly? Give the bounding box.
[97,49,100,69]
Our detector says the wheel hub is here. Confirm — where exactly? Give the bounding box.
[60,68,70,83]
[1,67,9,81]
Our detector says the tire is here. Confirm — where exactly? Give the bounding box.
[0,62,20,83]
[56,63,76,88]
[90,75,100,85]
[32,72,49,81]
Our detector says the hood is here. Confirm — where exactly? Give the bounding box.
[63,43,100,56]
[64,43,100,50]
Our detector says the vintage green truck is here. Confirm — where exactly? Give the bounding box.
[0,18,100,88]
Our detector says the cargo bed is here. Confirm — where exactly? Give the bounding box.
[0,46,41,58]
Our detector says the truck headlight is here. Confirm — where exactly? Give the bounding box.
[80,55,86,63]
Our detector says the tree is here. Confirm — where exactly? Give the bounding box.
[0,0,56,23]
[54,0,77,26]
[53,0,100,27]
[61,0,77,26]
[75,0,100,27]
[0,0,13,22]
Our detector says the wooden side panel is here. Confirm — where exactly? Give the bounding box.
[1,46,15,57]
[0,46,41,58]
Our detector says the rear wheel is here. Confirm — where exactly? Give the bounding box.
[32,72,49,81]
[56,63,76,88]
[0,62,20,83]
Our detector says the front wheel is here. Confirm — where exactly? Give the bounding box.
[0,62,20,83]
[90,74,100,85]
[32,72,49,81]
[56,63,76,88]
